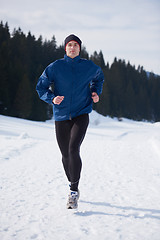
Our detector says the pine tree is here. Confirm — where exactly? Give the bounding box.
[0,22,11,114]
[12,74,32,119]
[90,51,105,68]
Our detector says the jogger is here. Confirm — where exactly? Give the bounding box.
[36,34,104,208]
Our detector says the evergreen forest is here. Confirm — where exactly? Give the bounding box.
[0,21,160,122]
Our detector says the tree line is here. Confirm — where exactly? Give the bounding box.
[0,21,160,122]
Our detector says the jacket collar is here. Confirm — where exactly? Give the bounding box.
[64,54,80,63]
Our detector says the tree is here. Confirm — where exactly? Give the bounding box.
[90,50,105,68]
[0,22,11,114]
[12,74,32,119]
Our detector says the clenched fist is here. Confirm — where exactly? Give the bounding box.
[52,96,64,105]
[92,92,99,103]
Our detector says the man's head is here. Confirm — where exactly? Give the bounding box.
[64,34,82,58]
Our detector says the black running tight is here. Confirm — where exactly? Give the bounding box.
[55,114,89,191]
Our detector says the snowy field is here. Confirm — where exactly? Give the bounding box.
[0,111,160,240]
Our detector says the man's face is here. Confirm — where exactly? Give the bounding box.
[65,41,80,58]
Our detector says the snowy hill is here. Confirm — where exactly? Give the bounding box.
[0,112,160,240]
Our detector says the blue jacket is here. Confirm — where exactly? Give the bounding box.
[36,54,104,121]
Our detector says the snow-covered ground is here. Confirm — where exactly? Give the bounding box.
[0,111,160,240]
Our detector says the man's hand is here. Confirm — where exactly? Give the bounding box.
[52,96,64,105]
[92,92,99,103]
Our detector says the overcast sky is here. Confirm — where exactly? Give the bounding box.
[1,0,160,74]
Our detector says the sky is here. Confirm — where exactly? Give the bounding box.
[1,0,160,75]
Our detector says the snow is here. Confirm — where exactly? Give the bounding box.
[0,111,160,240]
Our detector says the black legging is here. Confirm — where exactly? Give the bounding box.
[55,114,89,191]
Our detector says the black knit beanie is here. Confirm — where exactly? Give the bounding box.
[64,34,82,51]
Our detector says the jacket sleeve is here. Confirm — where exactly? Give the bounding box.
[90,65,104,95]
[36,66,55,104]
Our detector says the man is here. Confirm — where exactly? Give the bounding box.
[36,34,104,209]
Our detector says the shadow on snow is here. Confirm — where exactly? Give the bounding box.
[75,200,160,220]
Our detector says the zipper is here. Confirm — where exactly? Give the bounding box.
[69,63,74,120]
